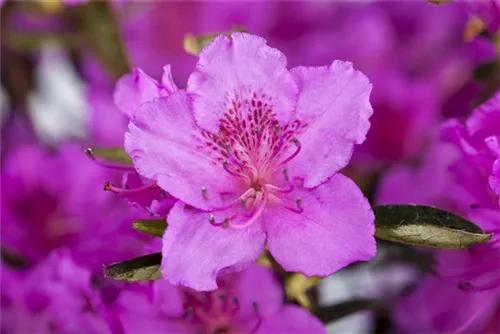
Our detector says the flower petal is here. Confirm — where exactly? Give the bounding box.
[288,61,373,188]
[256,305,326,334]
[125,90,237,210]
[489,158,500,201]
[395,277,497,333]
[229,264,283,318]
[187,33,298,133]
[114,67,176,119]
[263,173,375,276]
[162,202,266,291]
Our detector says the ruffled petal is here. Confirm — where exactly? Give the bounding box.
[113,68,171,119]
[229,264,283,318]
[288,61,373,188]
[125,90,238,210]
[161,202,266,291]
[187,33,298,133]
[263,173,375,276]
[256,305,326,334]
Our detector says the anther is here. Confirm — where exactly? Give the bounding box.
[201,187,209,199]
[209,215,216,224]
[282,168,289,181]
[296,197,303,212]
[252,302,259,314]
[160,190,167,198]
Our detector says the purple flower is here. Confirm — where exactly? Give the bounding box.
[1,250,110,334]
[469,0,500,33]
[112,264,326,334]
[0,142,149,269]
[395,276,498,333]
[124,33,376,290]
[377,92,500,333]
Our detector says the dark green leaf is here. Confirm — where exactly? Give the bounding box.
[133,219,167,238]
[313,299,381,323]
[374,205,492,249]
[84,147,133,166]
[104,253,161,282]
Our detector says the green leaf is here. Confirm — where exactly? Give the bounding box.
[183,26,247,56]
[313,299,381,323]
[77,1,131,80]
[374,205,492,249]
[84,147,133,166]
[103,253,161,282]
[133,219,167,238]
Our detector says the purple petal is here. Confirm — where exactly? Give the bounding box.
[114,287,187,334]
[395,277,497,333]
[288,61,373,188]
[125,90,238,210]
[489,158,500,201]
[114,67,173,119]
[187,33,298,133]
[256,305,326,334]
[162,202,266,291]
[263,173,375,276]
[161,65,179,93]
[229,264,283,318]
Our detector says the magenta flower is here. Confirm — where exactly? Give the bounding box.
[124,33,376,290]
[377,92,500,333]
[0,142,149,269]
[1,250,110,334]
[112,264,326,334]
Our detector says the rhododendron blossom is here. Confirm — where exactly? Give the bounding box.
[125,33,376,290]
[112,264,325,334]
[378,92,500,333]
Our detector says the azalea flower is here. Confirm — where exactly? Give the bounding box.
[1,250,110,334]
[124,33,376,290]
[0,141,149,269]
[377,92,500,333]
[111,264,326,334]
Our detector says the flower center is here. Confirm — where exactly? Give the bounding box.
[200,90,306,229]
[183,290,261,334]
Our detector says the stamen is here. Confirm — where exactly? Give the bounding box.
[223,160,247,179]
[275,138,302,170]
[104,182,157,194]
[249,302,262,333]
[296,197,303,212]
[228,188,268,229]
[201,187,209,199]
[266,183,294,193]
[282,168,289,182]
[207,188,256,212]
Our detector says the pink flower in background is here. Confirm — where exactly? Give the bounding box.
[112,264,325,334]
[1,251,110,334]
[377,92,500,333]
[0,142,150,270]
[125,33,376,290]
[469,0,500,33]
